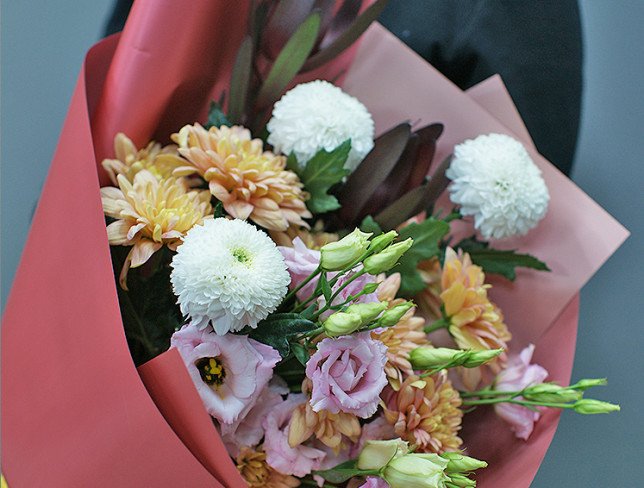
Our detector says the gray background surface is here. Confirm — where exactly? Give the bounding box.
[1,1,643,486]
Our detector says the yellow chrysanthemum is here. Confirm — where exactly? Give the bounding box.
[101,133,185,184]
[101,170,212,289]
[288,380,361,453]
[372,274,429,390]
[236,446,300,488]
[440,247,511,363]
[172,123,311,231]
[382,372,463,454]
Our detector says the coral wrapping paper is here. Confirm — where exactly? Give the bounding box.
[1,3,628,488]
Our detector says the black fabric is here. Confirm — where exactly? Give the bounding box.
[104,0,582,175]
[104,0,133,37]
[379,0,582,175]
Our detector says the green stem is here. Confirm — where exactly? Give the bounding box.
[462,397,576,409]
[459,389,524,399]
[424,317,450,334]
[312,269,366,321]
[284,266,321,303]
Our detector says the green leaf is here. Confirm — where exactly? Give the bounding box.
[360,215,383,235]
[313,460,378,484]
[291,342,310,366]
[228,36,253,123]
[256,12,321,108]
[301,303,318,320]
[455,237,550,281]
[396,218,450,297]
[300,140,351,214]
[302,0,390,72]
[286,152,299,173]
[319,272,332,303]
[205,100,231,129]
[213,201,224,219]
[248,313,317,357]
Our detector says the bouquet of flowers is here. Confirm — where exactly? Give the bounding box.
[2,1,629,487]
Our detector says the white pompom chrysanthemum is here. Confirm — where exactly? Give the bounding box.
[267,80,375,172]
[446,133,550,239]
[170,218,290,334]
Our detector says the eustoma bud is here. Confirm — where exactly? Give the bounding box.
[409,347,503,370]
[320,228,371,271]
[440,452,488,473]
[383,453,450,488]
[357,439,408,470]
[345,301,388,325]
[363,238,413,274]
[322,311,362,337]
[378,302,414,327]
[368,230,398,254]
[573,399,621,414]
[523,383,582,403]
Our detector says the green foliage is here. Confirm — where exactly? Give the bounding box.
[205,100,231,129]
[360,215,383,235]
[454,236,550,281]
[290,342,310,367]
[297,140,352,214]
[227,36,253,123]
[395,218,451,297]
[112,246,183,366]
[248,313,317,358]
[314,460,378,484]
[256,12,321,108]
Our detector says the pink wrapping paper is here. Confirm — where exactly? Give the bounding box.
[1,4,627,487]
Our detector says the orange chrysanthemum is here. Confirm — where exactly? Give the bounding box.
[440,248,511,366]
[372,274,429,390]
[102,133,185,185]
[172,123,311,231]
[382,372,463,453]
[236,446,300,488]
[288,380,361,453]
[101,170,212,288]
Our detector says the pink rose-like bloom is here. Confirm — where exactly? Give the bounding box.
[263,393,326,477]
[171,323,280,425]
[307,332,388,418]
[279,237,321,300]
[494,344,549,440]
[220,380,288,456]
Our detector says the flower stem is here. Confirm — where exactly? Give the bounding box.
[284,266,321,303]
[459,389,524,398]
[311,269,366,321]
[462,397,575,409]
[424,317,450,334]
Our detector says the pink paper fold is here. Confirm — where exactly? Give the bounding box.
[341,24,629,347]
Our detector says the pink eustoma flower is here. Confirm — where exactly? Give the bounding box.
[220,380,287,456]
[306,332,388,418]
[263,393,326,477]
[279,237,321,300]
[171,323,280,425]
[494,344,548,440]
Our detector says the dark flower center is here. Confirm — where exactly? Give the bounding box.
[196,357,226,386]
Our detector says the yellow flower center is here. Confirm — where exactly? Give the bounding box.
[196,357,226,386]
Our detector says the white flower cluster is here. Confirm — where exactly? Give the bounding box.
[170,218,290,334]
[267,80,375,172]
[447,133,550,239]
